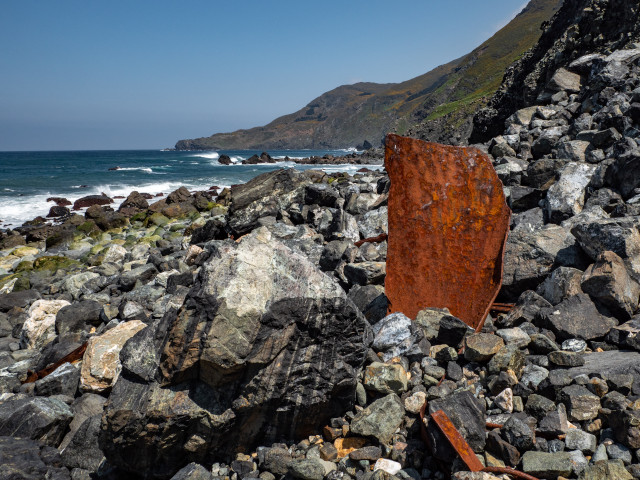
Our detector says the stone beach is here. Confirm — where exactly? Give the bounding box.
[2,2,640,480]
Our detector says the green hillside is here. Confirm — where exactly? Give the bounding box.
[175,0,562,150]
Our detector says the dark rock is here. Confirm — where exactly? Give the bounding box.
[486,429,520,466]
[190,217,228,244]
[34,363,80,397]
[305,183,340,208]
[0,436,71,480]
[548,350,585,367]
[501,414,536,451]
[288,458,326,480]
[218,154,232,165]
[348,446,382,461]
[47,206,71,218]
[426,390,486,462]
[60,415,103,472]
[55,300,103,340]
[0,396,73,446]
[118,191,149,212]
[0,289,40,312]
[166,187,192,205]
[538,294,618,341]
[72,194,112,210]
[582,251,640,319]
[228,169,310,236]
[436,315,474,347]
[47,197,72,207]
[350,394,404,444]
[559,385,600,421]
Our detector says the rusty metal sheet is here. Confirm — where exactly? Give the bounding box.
[385,134,511,330]
[430,410,484,472]
[23,342,87,384]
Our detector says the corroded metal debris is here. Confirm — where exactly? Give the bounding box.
[385,134,511,330]
[23,342,87,384]
[427,409,540,480]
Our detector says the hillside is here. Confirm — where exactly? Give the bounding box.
[175,0,562,151]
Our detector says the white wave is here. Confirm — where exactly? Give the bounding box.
[340,147,362,153]
[273,156,306,160]
[112,167,153,173]
[3,188,14,192]
[190,152,220,160]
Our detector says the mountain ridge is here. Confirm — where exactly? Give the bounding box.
[175,0,562,151]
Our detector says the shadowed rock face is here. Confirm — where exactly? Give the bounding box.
[100,228,371,478]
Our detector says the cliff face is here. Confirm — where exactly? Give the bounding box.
[471,0,640,143]
[175,0,561,151]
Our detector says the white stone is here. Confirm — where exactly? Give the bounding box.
[185,245,203,266]
[404,391,427,414]
[494,388,514,413]
[546,162,596,221]
[374,458,402,475]
[20,299,70,349]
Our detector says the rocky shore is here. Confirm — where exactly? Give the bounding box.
[2,9,640,480]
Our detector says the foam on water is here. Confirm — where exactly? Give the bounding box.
[112,167,153,173]
[190,152,220,160]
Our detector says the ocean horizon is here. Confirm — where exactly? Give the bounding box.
[0,148,381,229]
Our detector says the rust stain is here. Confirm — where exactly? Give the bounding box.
[23,342,87,384]
[354,233,388,248]
[385,134,511,330]
[430,409,484,472]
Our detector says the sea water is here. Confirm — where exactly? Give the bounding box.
[0,149,381,229]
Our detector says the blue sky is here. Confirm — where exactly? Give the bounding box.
[0,1,528,151]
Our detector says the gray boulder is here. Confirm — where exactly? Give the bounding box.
[0,436,71,480]
[228,169,310,236]
[538,293,618,341]
[0,396,73,447]
[545,162,596,223]
[100,227,371,478]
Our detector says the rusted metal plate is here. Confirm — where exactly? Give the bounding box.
[430,410,484,472]
[385,134,511,330]
[23,342,87,384]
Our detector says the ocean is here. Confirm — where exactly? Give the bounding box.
[0,149,382,229]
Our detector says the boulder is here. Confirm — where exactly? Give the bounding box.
[426,390,486,462]
[350,394,405,444]
[79,319,146,393]
[502,225,586,299]
[0,396,73,447]
[571,218,640,281]
[118,190,149,211]
[227,169,310,236]
[0,436,71,480]
[47,205,70,218]
[581,251,640,319]
[34,362,80,397]
[545,162,596,223]
[547,68,582,93]
[0,289,40,312]
[55,300,104,340]
[60,415,104,472]
[20,299,70,349]
[72,194,112,210]
[100,227,371,478]
[538,293,617,341]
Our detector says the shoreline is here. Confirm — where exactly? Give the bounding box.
[0,149,384,232]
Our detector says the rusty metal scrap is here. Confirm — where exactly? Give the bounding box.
[23,342,87,384]
[354,233,388,247]
[428,409,540,480]
[385,134,511,330]
[431,409,484,472]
